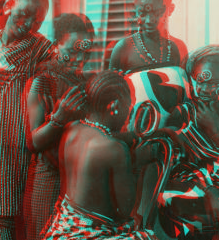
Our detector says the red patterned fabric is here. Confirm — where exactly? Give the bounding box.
[44,196,158,240]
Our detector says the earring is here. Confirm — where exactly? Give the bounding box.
[63,54,70,61]
[110,99,119,116]
[58,55,64,62]
[137,17,142,25]
[110,110,118,116]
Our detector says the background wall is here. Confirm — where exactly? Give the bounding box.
[169,0,219,52]
[40,0,219,58]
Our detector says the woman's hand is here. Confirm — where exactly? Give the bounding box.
[52,86,87,124]
[196,101,219,136]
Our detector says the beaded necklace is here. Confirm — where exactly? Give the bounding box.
[136,31,171,64]
[80,118,112,137]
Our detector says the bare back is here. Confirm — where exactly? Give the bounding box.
[59,122,136,220]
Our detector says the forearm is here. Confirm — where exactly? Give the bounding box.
[31,122,63,152]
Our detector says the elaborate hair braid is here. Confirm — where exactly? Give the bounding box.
[186,45,219,77]
[86,70,133,114]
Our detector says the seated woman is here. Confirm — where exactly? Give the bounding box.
[23,13,94,240]
[109,0,188,73]
[43,71,158,239]
[159,45,219,240]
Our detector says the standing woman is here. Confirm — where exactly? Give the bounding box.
[23,13,95,240]
[0,0,55,239]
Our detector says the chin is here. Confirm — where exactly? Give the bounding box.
[140,26,157,33]
[145,28,157,33]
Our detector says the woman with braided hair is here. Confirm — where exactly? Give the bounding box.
[23,13,95,240]
[43,70,158,240]
[158,45,219,239]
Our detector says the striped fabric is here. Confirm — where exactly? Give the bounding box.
[44,196,158,240]
[0,31,54,216]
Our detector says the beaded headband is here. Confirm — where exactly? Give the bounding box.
[73,39,93,52]
[195,70,212,83]
[144,4,152,12]
[137,2,165,13]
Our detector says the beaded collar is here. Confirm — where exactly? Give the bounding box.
[80,118,112,137]
[136,31,171,64]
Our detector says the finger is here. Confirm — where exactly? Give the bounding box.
[42,94,54,113]
[76,101,87,111]
[64,88,85,104]
[197,101,206,111]
[65,91,86,107]
[62,86,79,101]
[209,101,216,111]
[69,95,87,110]
[47,95,55,112]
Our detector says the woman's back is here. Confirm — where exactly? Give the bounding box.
[59,122,136,220]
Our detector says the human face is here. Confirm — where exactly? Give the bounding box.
[6,0,46,39]
[192,59,219,102]
[58,32,92,72]
[135,0,166,33]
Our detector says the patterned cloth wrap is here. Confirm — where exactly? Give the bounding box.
[159,102,219,238]
[127,66,189,130]
[44,195,158,240]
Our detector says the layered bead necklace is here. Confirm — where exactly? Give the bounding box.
[80,118,112,137]
[136,30,171,64]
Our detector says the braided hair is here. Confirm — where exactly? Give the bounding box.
[54,13,94,44]
[134,0,172,6]
[53,13,95,62]
[186,45,219,78]
[86,70,134,115]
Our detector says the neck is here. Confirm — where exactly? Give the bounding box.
[140,29,160,41]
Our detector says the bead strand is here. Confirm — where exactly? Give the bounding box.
[80,118,112,137]
[137,31,171,64]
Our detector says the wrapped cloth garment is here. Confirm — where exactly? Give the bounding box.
[159,102,219,239]
[44,195,158,240]
[0,30,54,217]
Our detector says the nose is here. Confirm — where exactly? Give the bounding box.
[76,52,85,62]
[19,17,32,29]
[197,83,211,96]
[144,13,156,24]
